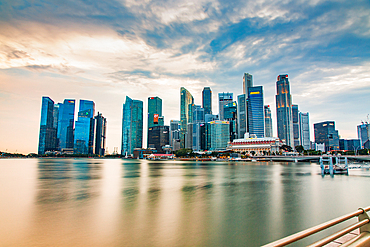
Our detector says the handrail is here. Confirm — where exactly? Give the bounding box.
[262,206,370,247]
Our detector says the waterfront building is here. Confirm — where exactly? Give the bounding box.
[275,74,293,147]
[94,112,107,156]
[74,100,95,154]
[218,92,233,120]
[191,105,205,151]
[238,94,247,138]
[57,99,76,151]
[224,101,238,141]
[209,120,229,151]
[148,96,164,148]
[169,120,180,150]
[357,123,370,148]
[192,122,207,151]
[243,73,253,96]
[339,139,361,152]
[202,87,212,115]
[180,87,194,149]
[38,96,57,154]
[148,126,169,153]
[228,133,281,155]
[264,105,272,138]
[292,104,300,148]
[314,121,339,152]
[299,112,310,150]
[121,96,143,156]
[248,86,264,138]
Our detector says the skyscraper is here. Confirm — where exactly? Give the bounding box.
[242,73,253,134]
[170,120,180,151]
[209,120,230,151]
[218,92,233,120]
[243,73,253,96]
[248,86,264,138]
[292,104,300,148]
[148,126,169,153]
[275,75,293,147]
[314,121,339,151]
[202,87,212,115]
[357,123,370,148]
[94,112,107,156]
[264,105,272,137]
[38,96,57,154]
[74,100,95,154]
[148,96,164,147]
[299,112,310,150]
[237,94,247,138]
[180,87,194,148]
[57,99,75,150]
[224,101,238,141]
[121,96,143,156]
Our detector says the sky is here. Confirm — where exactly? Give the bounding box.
[0,0,370,154]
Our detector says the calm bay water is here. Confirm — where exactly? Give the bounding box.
[1,158,370,246]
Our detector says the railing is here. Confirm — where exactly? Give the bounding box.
[262,206,370,247]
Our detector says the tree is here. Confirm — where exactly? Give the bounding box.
[281,145,293,152]
[175,148,193,157]
[295,145,304,154]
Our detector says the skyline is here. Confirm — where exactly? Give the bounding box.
[1,0,370,154]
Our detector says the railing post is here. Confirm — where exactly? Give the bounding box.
[358,208,370,233]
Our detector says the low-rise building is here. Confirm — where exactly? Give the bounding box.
[227,133,281,155]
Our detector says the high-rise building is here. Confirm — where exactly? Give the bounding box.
[275,75,293,147]
[148,96,164,148]
[94,112,107,156]
[339,139,361,151]
[264,105,272,138]
[38,96,57,154]
[180,87,194,148]
[248,86,264,138]
[218,92,233,120]
[148,126,169,153]
[292,104,300,148]
[237,94,247,138]
[357,123,370,148]
[224,101,238,141]
[170,120,180,151]
[314,121,339,152]
[243,73,253,96]
[192,105,205,123]
[299,112,310,150]
[74,100,95,154]
[205,114,218,123]
[121,96,143,156]
[209,120,230,151]
[57,99,76,151]
[202,87,212,115]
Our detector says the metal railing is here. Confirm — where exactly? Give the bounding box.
[262,206,370,247]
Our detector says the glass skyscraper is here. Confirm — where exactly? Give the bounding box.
[264,105,272,138]
[121,96,143,156]
[38,96,57,154]
[209,120,229,151]
[224,101,238,141]
[180,87,194,149]
[218,92,233,120]
[57,99,75,150]
[292,104,300,148]
[94,112,107,156]
[299,112,310,150]
[202,87,212,115]
[275,75,293,147]
[314,121,339,151]
[243,73,253,96]
[237,94,247,138]
[74,100,95,154]
[357,123,370,148]
[248,86,264,138]
[148,96,163,147]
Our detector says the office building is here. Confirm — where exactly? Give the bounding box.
[38,96,57,154]
[122,96,143,156]
[74,100,95,154]
[170,120,180,151]
[237,94,247,138]
[243,73,253,96]
[209,120,230,151]
[57,99,76,151]
[264,105,272,138]
[94,112,107,156]
[192,105,205,123]
[275,75,293,147]
[314,121,339,152]
[224,101,238,141]
[205,114,218,123]
[148,126,169,153]
[248,86,264,138]
[218,92,233,120]
[299,112,310,150]
[292,104,300,148]
[339,139,361,151]
[202,87,212,115]
[357,123,370,148]
[148,96,164,147]
[180,87,194,148]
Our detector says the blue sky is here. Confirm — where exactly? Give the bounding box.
[0,0,369,153]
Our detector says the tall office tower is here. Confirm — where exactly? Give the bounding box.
[218,92,233,120]
[180,87,194,148]
[74,100,95,154]
[237,94,247,138]
[38,96,57,154]
[314,121,339,152]
[121,96,143,156]
[243,73,253,96]
[292,105,300,148]
[170,120,180,151]
[54,103,62,149]
[205,114,218,123]
[148,96,164,147]
[248,86,264,138]
[224,101,238,141]
[57,99,75,150]
[192,105,205,123]
[299,112,310,150]
[94,112,107,156]
[264,105,272,138]
[357,123,370,148]
[202,87,212,115]
[339,139,361,151]
[275,74,293,147]
[148,126,169,153]
[209,120,230,151]
[191,105,205,151]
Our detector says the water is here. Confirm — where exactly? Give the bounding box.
[1,159,370,246]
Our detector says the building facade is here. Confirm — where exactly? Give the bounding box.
[148,125,169,153]
[224,101,238,141]
[180,87,194,149]
[228,134,281,155]
[202,87,212,115]
[57,99,76,151]
[38,96,57,154]
[209,120,230,151]
[248,86,264,138]
[264,105,272,138]
[339,139,361,151]
[94,112,107,156]
[218,92,233,120]
[237,94,247,138]
[299,112,310,150]
[243,73,253,96]
[275,74,293,147]
[314,121,339,152]
[357,123,370,148]
[292,104,300,148]
[74,100,95,154]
